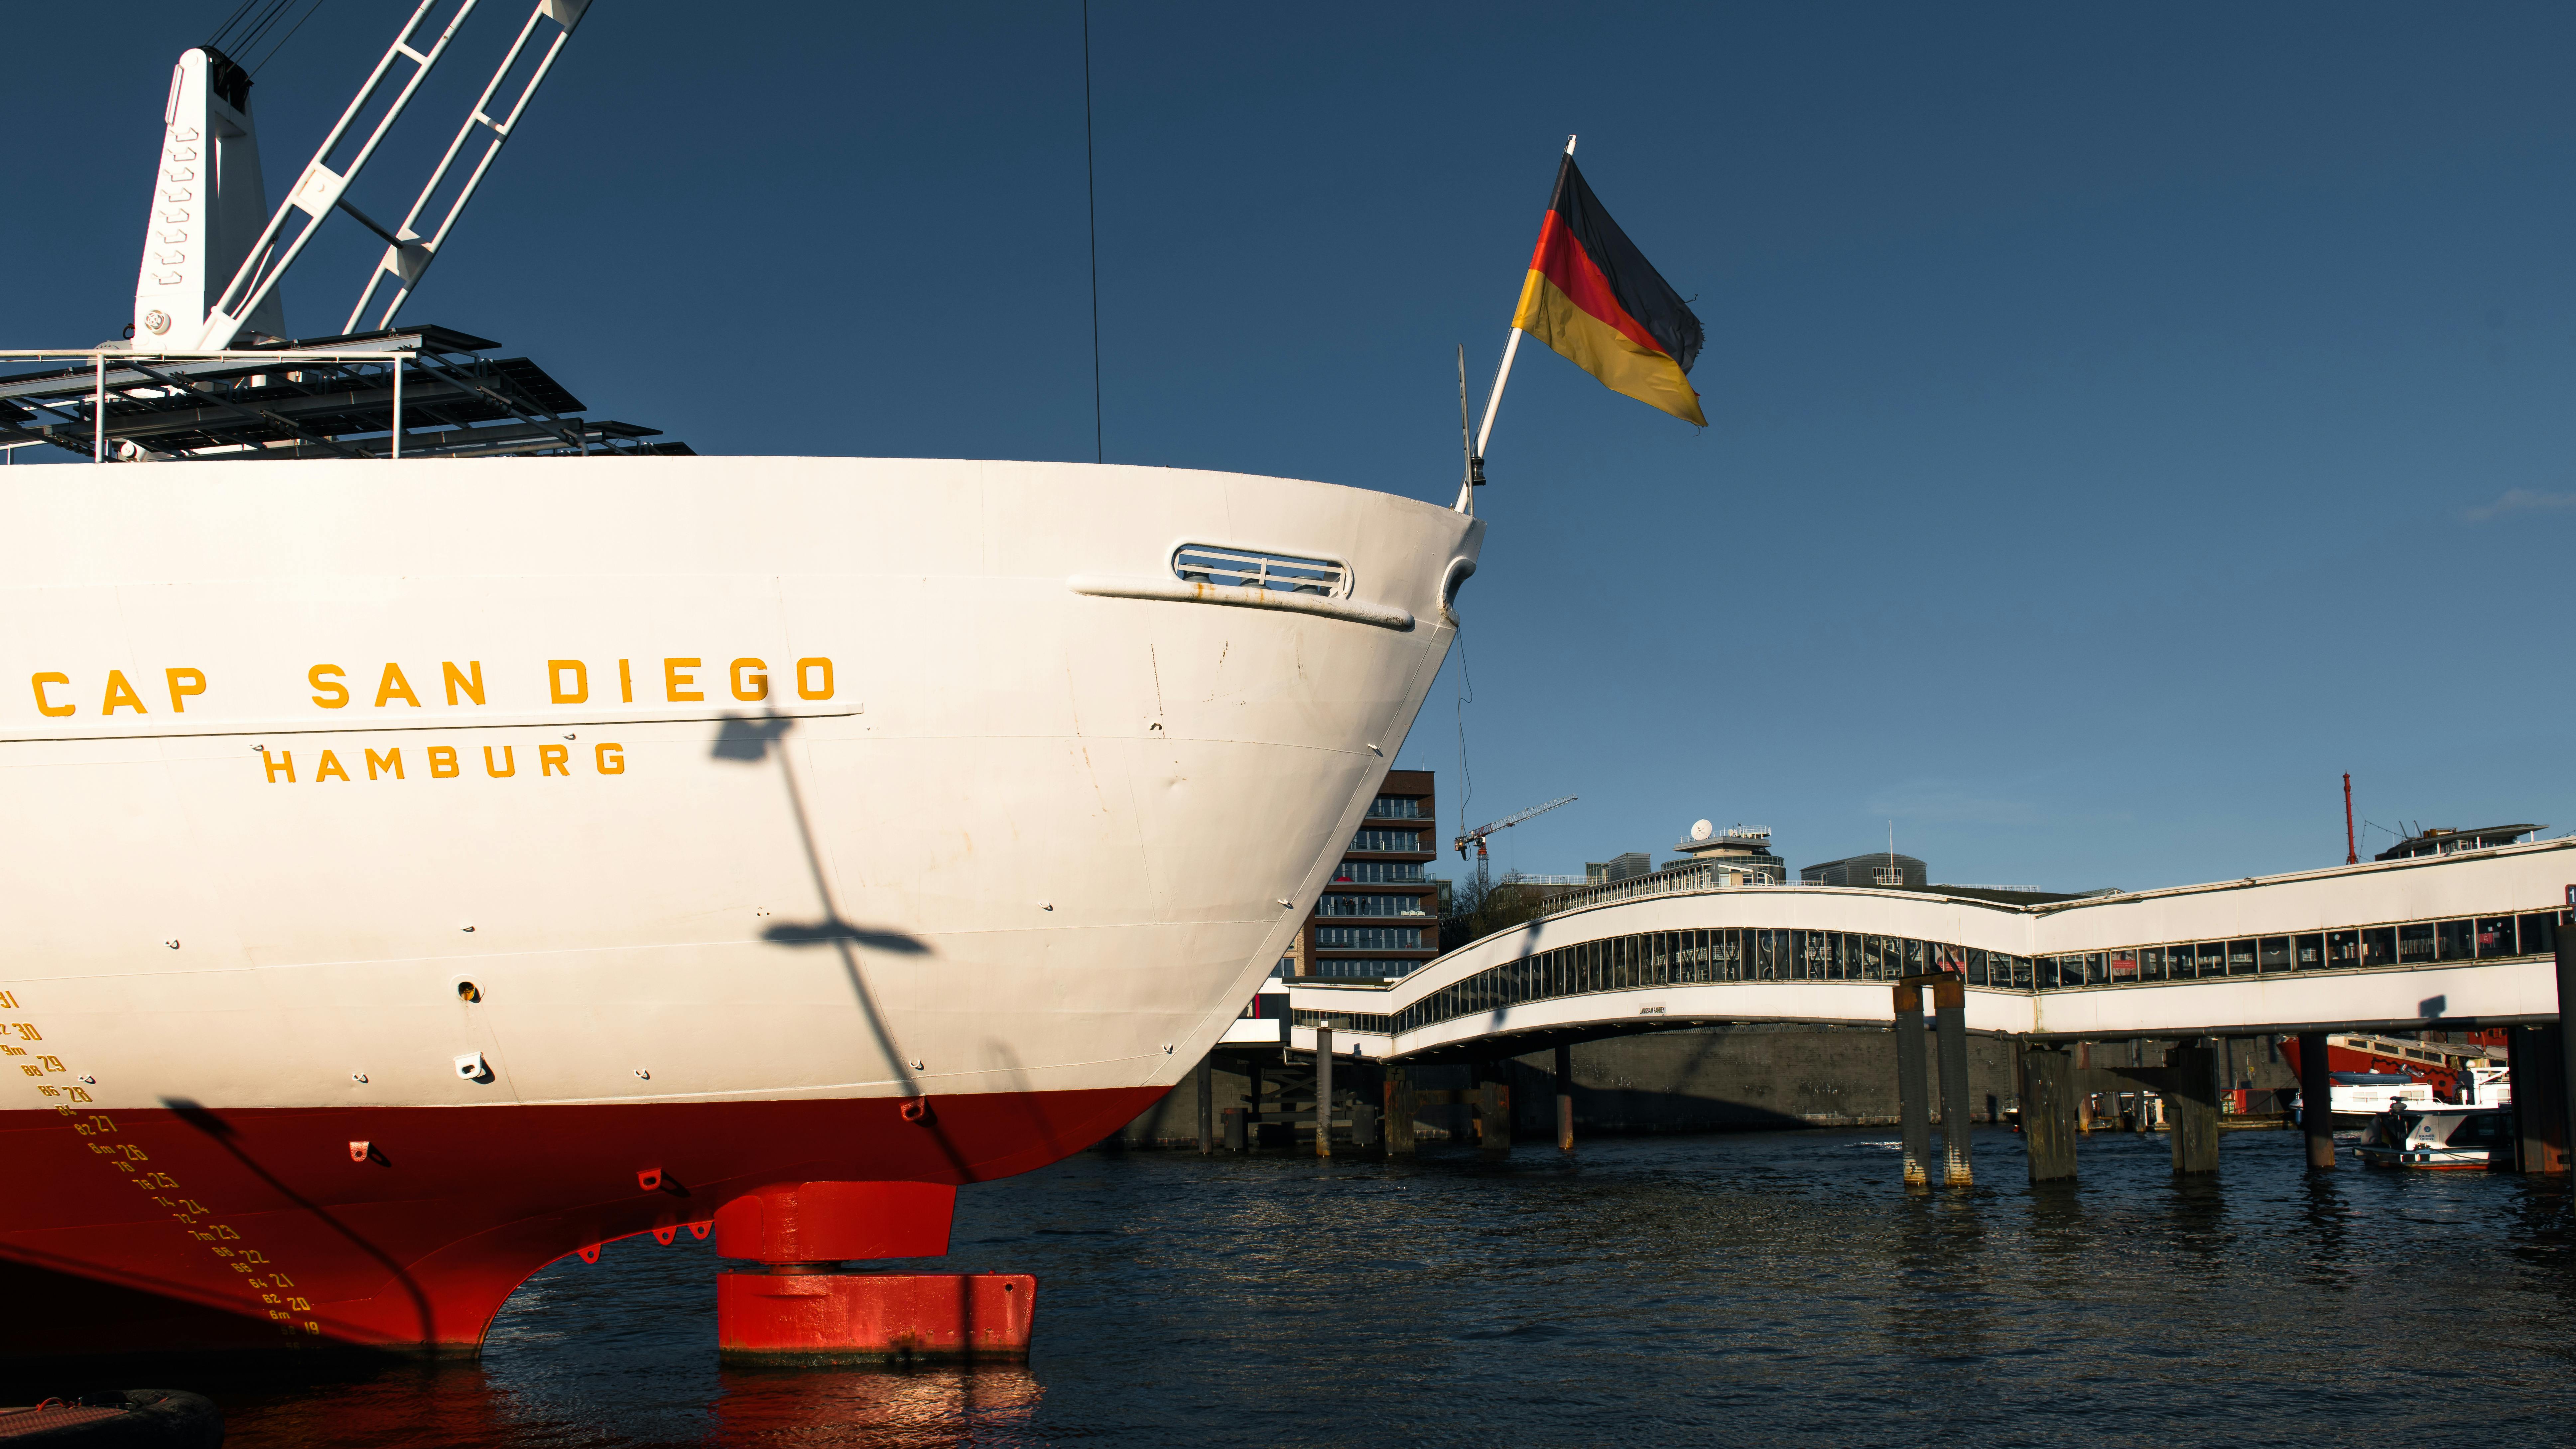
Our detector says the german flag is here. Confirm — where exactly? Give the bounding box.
[1510,156,1706,426]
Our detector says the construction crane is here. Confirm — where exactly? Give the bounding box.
[1454,795,1576,893]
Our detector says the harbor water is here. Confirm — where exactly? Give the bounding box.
[102,1128,2576,1446]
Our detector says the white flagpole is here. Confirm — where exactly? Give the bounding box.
[1472,327,1523,464]
[1464,133,1577,504]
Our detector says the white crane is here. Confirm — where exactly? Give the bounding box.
[162,0,592,351]
[1454,795,1576,893]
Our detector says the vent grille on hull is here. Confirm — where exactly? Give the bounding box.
[1171,545,1347,597]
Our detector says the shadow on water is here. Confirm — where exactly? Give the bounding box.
[2296,1169,2355,1291]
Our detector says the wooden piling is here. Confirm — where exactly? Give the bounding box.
[1893,982,1931,1189]
[1553,1042,1575,1154]
[1384,1067,1417,1156]
[1933,976,1974,1188]
[2020,1041,2078,1183]
[2074,1040,2094,1134]
[2509,1023,2570,1173]
[1478,1064,1511,1158]
[2167,1040,2222,1176]
[2557,924,2576,1169]
[2295,1030,2334,1170]
[1314,1027,1334,1158]
[1196,1055,1215,1155]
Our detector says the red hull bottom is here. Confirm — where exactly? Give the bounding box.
[1,1086,1162,1358]
[715,1272,1035,1363]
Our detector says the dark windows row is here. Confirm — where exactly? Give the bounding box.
[1350,829,1425,853]
[1316,925,1425,950]
[1377,928,2026,1035]
[1365,796,1425,819]
[1335,861,1426,884]
[1318,892,1428,918]
[1309,958,1423,980]
[2037,913,2555,988]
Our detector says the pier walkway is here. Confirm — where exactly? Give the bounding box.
[1213,837,2576,1185]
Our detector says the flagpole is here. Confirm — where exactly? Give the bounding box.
[1464,133,1576,505]
[1472,328,1522,465]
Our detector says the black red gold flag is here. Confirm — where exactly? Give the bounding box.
[1509,156,1706,426]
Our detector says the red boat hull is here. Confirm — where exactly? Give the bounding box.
[3,1086,1161,1357]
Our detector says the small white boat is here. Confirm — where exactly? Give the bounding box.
[2354,1106,2514,1170]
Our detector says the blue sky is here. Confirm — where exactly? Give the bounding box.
[13,3,2576,891]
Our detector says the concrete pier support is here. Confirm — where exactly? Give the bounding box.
[2020,1042,2077,1183]
[1478,1064,1511,1158]
[1933,977,1975,1187]
[1384,1068,1417,1156]
[2555,924,2576,1168]
[1892,982,1932,1189]
[2074,1041,2094,1134]
[2167,1041,2222,1176]
[2296,1030,2334,1170]
[1554,1043,1575,1153]
[1313,1028,1334,1158]
[1196,1056,1214,1156]
[2508,1023,2569,1173]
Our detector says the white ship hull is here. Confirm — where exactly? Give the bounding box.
[2,455,1477,1350]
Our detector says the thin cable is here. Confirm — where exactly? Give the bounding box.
[208,0,266,49]
[229,0,299,58]
[251,0,328,76]
[1452,631,1474,856]
[1081,0,1103,464]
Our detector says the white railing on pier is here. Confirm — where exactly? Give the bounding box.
[1534,861,1729,915]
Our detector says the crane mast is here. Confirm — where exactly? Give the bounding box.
[167,0,591,351]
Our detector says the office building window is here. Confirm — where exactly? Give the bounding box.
[1319,893,1428,918]
[1335,861,1426,884]
[1313,958,1420,979]
[1316,925,1424,950]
